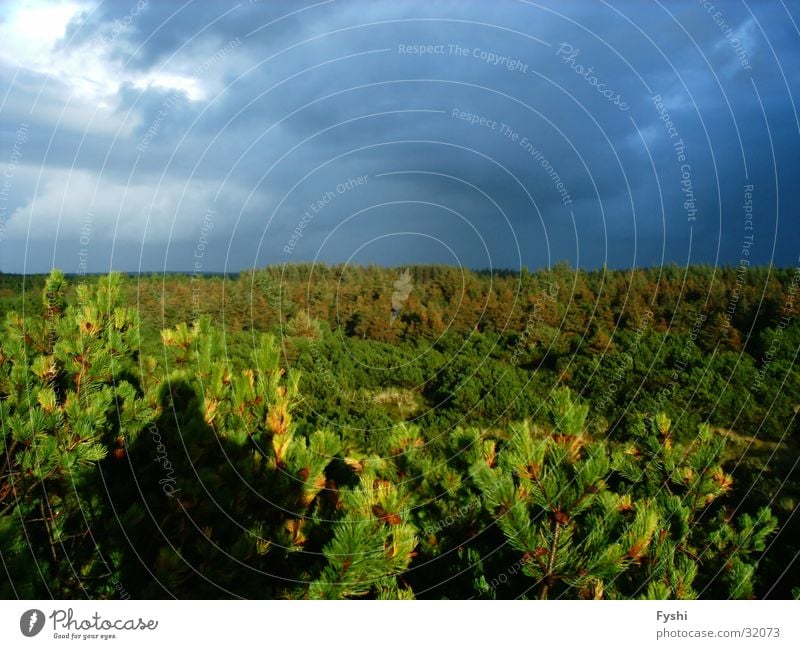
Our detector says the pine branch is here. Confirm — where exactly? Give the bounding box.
[539,518,562,600]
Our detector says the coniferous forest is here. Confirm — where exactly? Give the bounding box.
[1,263,798,599]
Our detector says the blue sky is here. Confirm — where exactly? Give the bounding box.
[0,0,797,274]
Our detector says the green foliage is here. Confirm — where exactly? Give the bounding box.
[474,394,777,599]
[0,268,794,599]
[612,414,779,599]
[0,271,152,597]
[473,396,657,599]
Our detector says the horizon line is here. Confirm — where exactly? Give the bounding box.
[0,260,787,278]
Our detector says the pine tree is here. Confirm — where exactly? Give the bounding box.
[613,413,777,598]
[472,389,776,599]
[147,317,418,598]
[0,271,154,597]
[473,388,659,598]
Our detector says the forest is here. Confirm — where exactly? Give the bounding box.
[0,262,798,599]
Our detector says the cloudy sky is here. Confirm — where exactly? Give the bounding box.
[0,0,797,274]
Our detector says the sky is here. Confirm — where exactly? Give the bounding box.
[0,0,797,274]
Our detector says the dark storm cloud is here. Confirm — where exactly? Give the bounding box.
[0,0,797,273]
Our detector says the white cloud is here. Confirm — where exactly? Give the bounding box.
[0,1,82,65]
[3,166,226,246]
[0,0,208,121]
